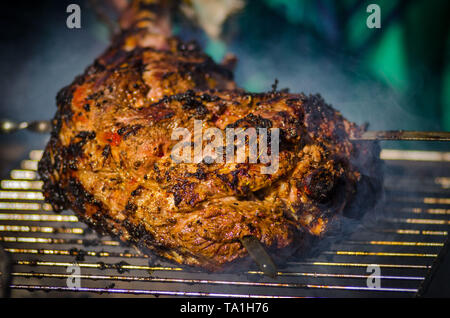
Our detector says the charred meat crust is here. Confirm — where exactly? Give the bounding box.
[38,3,382,270]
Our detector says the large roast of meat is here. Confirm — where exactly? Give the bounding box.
[38,0,382,270]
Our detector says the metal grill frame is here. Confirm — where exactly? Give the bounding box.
[0,149,449,298]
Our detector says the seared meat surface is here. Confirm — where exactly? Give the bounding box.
[38,0,382,270]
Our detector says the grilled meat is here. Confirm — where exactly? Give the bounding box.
[38,0,382,270]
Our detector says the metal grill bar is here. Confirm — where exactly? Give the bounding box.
[389,207,450,215]
[1,180,43,190]
[378,229,448,236]
[11,272,423,288]
[0,203,52,211]
[10,285,301,298]
[380,149,450,162]
[9,282,418,295]
[0,214,77,222]
[389,218,450,225]
[10,170,38,180]
[11,263,422,285]
[325,251,437,258]
[0,225,84,234]
[3,247,440,259]
[346,241,444,247]
[288,262,431,269]
[0,236,120,246]
[12,259,432,271]
[0,191,44,200]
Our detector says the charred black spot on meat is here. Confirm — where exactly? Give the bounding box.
[177,91,209,118]
[122,220,160,249]
[117,126,127,136]
[199,93,219,102]
[226,113,273,130]
[66,141,87,159]
[301,168,336,203]
[170,181,199,207]
[123,125,143,139]
[114,261,130,274]
[76,131,96,140]
[69,248,87,262]
[66,178,98,213]
[38,140,69,211]
[285,97,301,105]
[274,111,304,143]
[176,55,233,88]
[125,202,138,214]
[216,168,251,196]
[133,160,143,169]
[53,81,80,135]
[89,211,121,236]
[102,144,111,159]
[185,167,207,180]
[86,91,104,101]
[131,185,144,196]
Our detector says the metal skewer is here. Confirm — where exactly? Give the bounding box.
[352,130,450,141]
[240,236,278,278]
[2,118,449,143]
[0,120,51,134]
[2,119,449,142]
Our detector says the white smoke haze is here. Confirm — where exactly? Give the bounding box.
[224,19,445,152]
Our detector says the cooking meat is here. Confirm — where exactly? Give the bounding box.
[38,0,382,270]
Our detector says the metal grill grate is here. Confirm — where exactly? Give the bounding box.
[0,149,449,298]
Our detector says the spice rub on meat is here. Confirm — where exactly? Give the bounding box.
[38,0,382,270]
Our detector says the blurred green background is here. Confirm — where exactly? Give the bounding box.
[189,0,450,145]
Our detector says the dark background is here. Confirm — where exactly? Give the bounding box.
[0,0,107,176]
[0,0,449,177]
